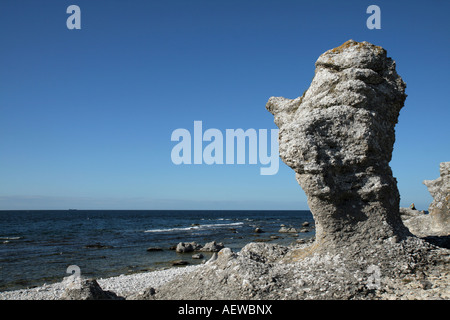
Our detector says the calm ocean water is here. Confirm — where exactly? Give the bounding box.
[0,210,314,291]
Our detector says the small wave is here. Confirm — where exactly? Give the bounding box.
[144,222,243,233]
[0,236,23,240]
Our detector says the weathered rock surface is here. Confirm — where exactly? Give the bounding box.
[399,207,431,237]
[61,276,123,300]
[279,226,297,233]
[171,260,189,266]
[424,162,450,235]
[146,40,449,300]
[176,242,202,253]
[151,240,448,300]
[267,39,410,249]
[192,253,204,259]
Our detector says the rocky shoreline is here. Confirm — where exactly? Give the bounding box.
[1,40,448,301]
[0,264,202,300]
[1,232,447,300]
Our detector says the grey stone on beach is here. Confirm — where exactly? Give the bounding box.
[171,260,189,266]
[254,227,263,233]
[176,242,194,253]
[175,241,224,253]
[83,243,113,249]
[60,276,123,300]
[127,287,156,300]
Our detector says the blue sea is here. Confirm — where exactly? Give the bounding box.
[0,210,314,292]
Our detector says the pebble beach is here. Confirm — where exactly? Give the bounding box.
[0,264,202,300]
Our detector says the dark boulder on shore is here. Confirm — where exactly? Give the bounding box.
[171,260,189,266]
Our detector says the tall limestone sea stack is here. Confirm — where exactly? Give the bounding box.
[266,40,410,250]
[424,162,450,235]
[150,40,449,300]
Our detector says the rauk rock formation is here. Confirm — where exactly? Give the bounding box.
[147,40,449,300]
[400,162,450,239]
[266,40,409,249]
[424,162,450,235]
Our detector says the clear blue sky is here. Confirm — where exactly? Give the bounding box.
[0,0,448,210]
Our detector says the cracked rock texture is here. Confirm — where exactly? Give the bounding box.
[423,162,450,235]
[266,39,409,249]
[148,40,449,300]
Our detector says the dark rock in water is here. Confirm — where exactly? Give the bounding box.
[192,253,204,259]
[146,247,163,252]
[423,162,450,235]
[199,241,224,252]
[176,242,202,253]
[61,277,123,300]
[171,260,189,266]
[254,228,263,233]
[279,226,297,233]
[302,221,310,227]
[83,243,113,249]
